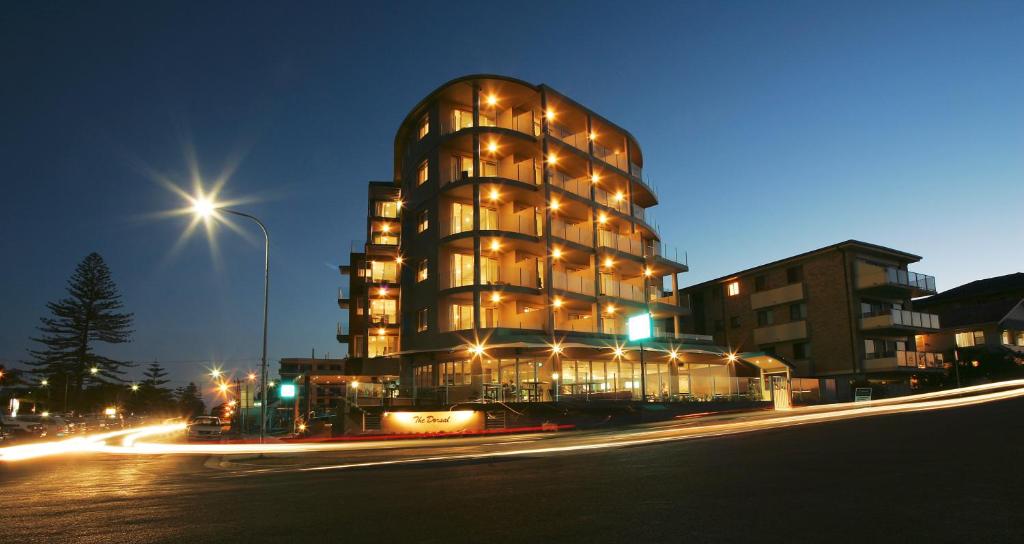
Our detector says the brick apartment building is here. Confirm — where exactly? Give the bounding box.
[680,240,945,399]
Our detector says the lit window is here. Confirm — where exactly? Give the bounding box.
[418,115,429,139]
[1001,330,1011,345]
[417,259,428,282]
[417,160,429,185]
[726,281,740,296]
[418,209,429,233]
[417,308,429,332]
[374,200,398,218]
[955,331,985,348]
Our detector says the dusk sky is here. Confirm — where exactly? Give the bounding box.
[1,1,1021,390]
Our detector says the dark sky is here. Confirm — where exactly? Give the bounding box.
[2,1,1022,391]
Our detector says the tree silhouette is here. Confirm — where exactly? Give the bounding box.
[142,361,170,388]
[174,382,206,417]
[25,253,134,410]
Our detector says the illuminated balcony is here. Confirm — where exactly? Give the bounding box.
[863,351,946,372]
[598,229,643,257]
[337,287,349,309]
[592,140,629,171]
[551,218,593,247]
[548,168,591,199]
[856,261,937,297]
[860,309,940,334]
[599,275,645,303]
[547,119,589,152]
[552,269,596,296]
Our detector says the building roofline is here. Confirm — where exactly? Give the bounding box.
[392,74,645,174]
[681,240,922,292]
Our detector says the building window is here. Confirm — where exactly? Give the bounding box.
[450,303,474,330]
[374,200,399,218]
[757,309,774,327]
[452,108,473,131]
[352,335,364,357]
[417,308,429,332]
[451,253,474,287]
[368,334,397,358]
[1001,330,1011,345]
[418,115,429,139]
[369,299,397,324]
[754,275,766,292]
[417,259,428,282]
[955,330,985,348]
[787,266,803,284]
[355,297,366,316]
[730,316,741,328]
[789,303,807,321]
[480,256,498,284]
[451,202,474,235]
[1018,332,1024,347]
[793,342,810,360]
[726,281,740,296]
[417,160,429,185]
[418,209,429,233]
[368,260,398,283]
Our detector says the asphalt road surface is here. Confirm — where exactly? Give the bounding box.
[2,397,1022,543]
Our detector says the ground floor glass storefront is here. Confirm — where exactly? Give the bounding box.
[411,357,769,403]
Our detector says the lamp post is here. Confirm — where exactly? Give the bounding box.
[192,199,271,444]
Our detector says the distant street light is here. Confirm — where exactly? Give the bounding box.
[131,384,140,392]
[90,367,99,375]
[190,195,271,444]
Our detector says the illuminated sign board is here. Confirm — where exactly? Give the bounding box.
[279,383,296,399]
[627,312,653,342]
[381,410,484,434]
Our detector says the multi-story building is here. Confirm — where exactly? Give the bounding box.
[278,357,400,418]
[915,273,1024,381]
[680,240,944,399]
[337,74,788,406]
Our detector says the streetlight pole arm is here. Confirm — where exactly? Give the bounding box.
[222,208,270,444]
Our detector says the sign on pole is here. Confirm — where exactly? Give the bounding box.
[854,387,872,402]
[279,383,296,399]
[627,312,653,342]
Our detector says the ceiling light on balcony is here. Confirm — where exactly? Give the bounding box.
[485,93,498,107]
[395,256,404,265]
[552,248,563,259]
[668,349,680,361]
[643,267,652,277]
[597,212,608,224]
[591,173,599,184]
[490,292,502,303]
[550,199,560,211]
[377,328,386,336]
[588,131,596,141]
[613,346,624,358]
[727,353,738,363]
[552,297,564,308]
[603,257,614,269]
[545,108,555,120]
[486,141,498,153]
[489,239,501,251]
[613,191,624,202]
[381,223,392,233]
[547,153,558,165]
[468,343,486,357]
[488,188,500,201]
[378,286,389,296]
[605,304,617,315]
[552,343,564,355]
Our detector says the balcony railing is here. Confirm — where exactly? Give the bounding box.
[548,169,591,199]
[629,162,643,179]
[495,213,540,236]
[598,230,643,256]
[646,242,687,266]
[555,318,597,333]
[856,262,937,294]
[631,204,646,222]
[497,158,542,185]
[885,268,936,292]
[600,277,644,302]
[551,218,593,247]
[865,350,946,371]
[552,270,596,296]
[483,266,541,289]
[368,313,398,326]
[548,121,589,152]
[480,312,547,330]
[861,309,941,330]
[593,142,629,171]
[594,187,631,214]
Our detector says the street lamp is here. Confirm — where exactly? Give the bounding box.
[190,196,271,444]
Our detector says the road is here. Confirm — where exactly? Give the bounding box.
[2,395,1023,543]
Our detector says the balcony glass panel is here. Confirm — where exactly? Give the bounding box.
[593,141,628,171]
[553,270,595,295]
[548,169,591,199]
[548,121,589,152]
[551,218,593,247]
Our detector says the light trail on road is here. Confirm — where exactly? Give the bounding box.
[4,379,1024,465]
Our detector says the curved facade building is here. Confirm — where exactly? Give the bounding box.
[338,75,784,405]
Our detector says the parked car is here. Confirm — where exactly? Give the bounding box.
[0,416,47,441]
[16,414,72,438]
[186,416,227,441]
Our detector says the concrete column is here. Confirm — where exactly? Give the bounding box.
[540,89,555,335]
[672,272,680,338]
[472,84,482,329]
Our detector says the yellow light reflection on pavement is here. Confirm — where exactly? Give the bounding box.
[4,380,1024,464]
